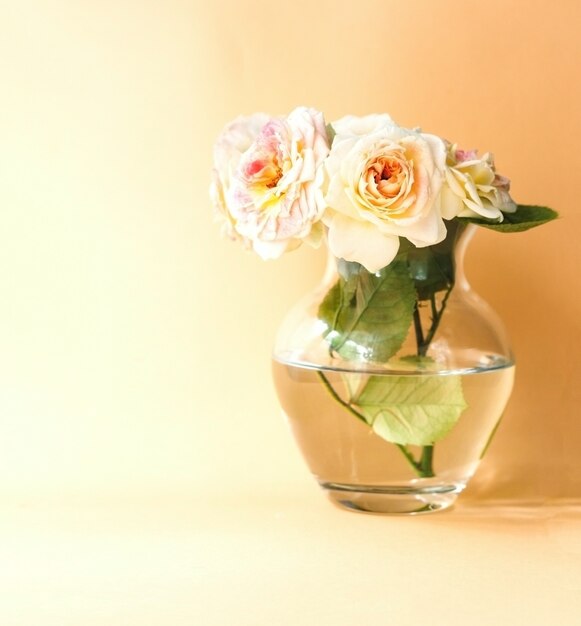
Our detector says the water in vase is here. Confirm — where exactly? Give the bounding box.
[272,358,514,512]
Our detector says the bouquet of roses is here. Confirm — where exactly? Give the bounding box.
[210,107,557,484]
[210,106,555,272]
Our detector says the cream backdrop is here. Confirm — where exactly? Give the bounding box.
[1,0,580,503]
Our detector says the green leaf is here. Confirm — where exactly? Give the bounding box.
[407,245,455,300]
[325,122,336,145]
[459,204,558,232]
[318,259,416,362]
[353,374,467,446]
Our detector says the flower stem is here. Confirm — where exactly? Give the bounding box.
[412,286,454,477]
[419,445,434,477]
[396,444,434,479]
[422,285,453,350]
[413,306,426,356]
[316,371,367,425]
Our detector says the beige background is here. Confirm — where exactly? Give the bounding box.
[0,1,580,624]
[1,0,578,501]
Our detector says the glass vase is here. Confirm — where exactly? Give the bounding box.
[272,222,514,514]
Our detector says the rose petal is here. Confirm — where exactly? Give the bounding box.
[328,213,400,272]
[332,113,394,137]
[402,207,446,247]
[252,238,292,260]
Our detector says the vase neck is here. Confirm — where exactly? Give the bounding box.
[451,222,476,291]
[325,220,474,295]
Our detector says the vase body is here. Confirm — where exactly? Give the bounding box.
[272,223,514,514]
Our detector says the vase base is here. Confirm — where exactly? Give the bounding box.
[321,482,464,515]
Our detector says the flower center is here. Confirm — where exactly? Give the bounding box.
[369,157,406,199]
[265,164,283,188]
[242,156,282,189]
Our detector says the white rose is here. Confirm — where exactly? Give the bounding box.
[331,113,394,137]
[440,144,517,221]
[323,116,447,272]
[210,107,330,259]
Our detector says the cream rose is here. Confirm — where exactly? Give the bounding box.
[210,107,330,259]
[323,115,447,272]
[440,143,517,221]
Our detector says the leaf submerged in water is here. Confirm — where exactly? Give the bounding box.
[352,373,467,446]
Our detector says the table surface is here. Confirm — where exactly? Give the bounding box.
[1,486,579,626]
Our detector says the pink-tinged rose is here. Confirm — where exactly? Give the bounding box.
[455,148,478,162]
[322,115,447,272]
[441,143,517,221]
[210,113,269,245]
[210,107,330,259]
